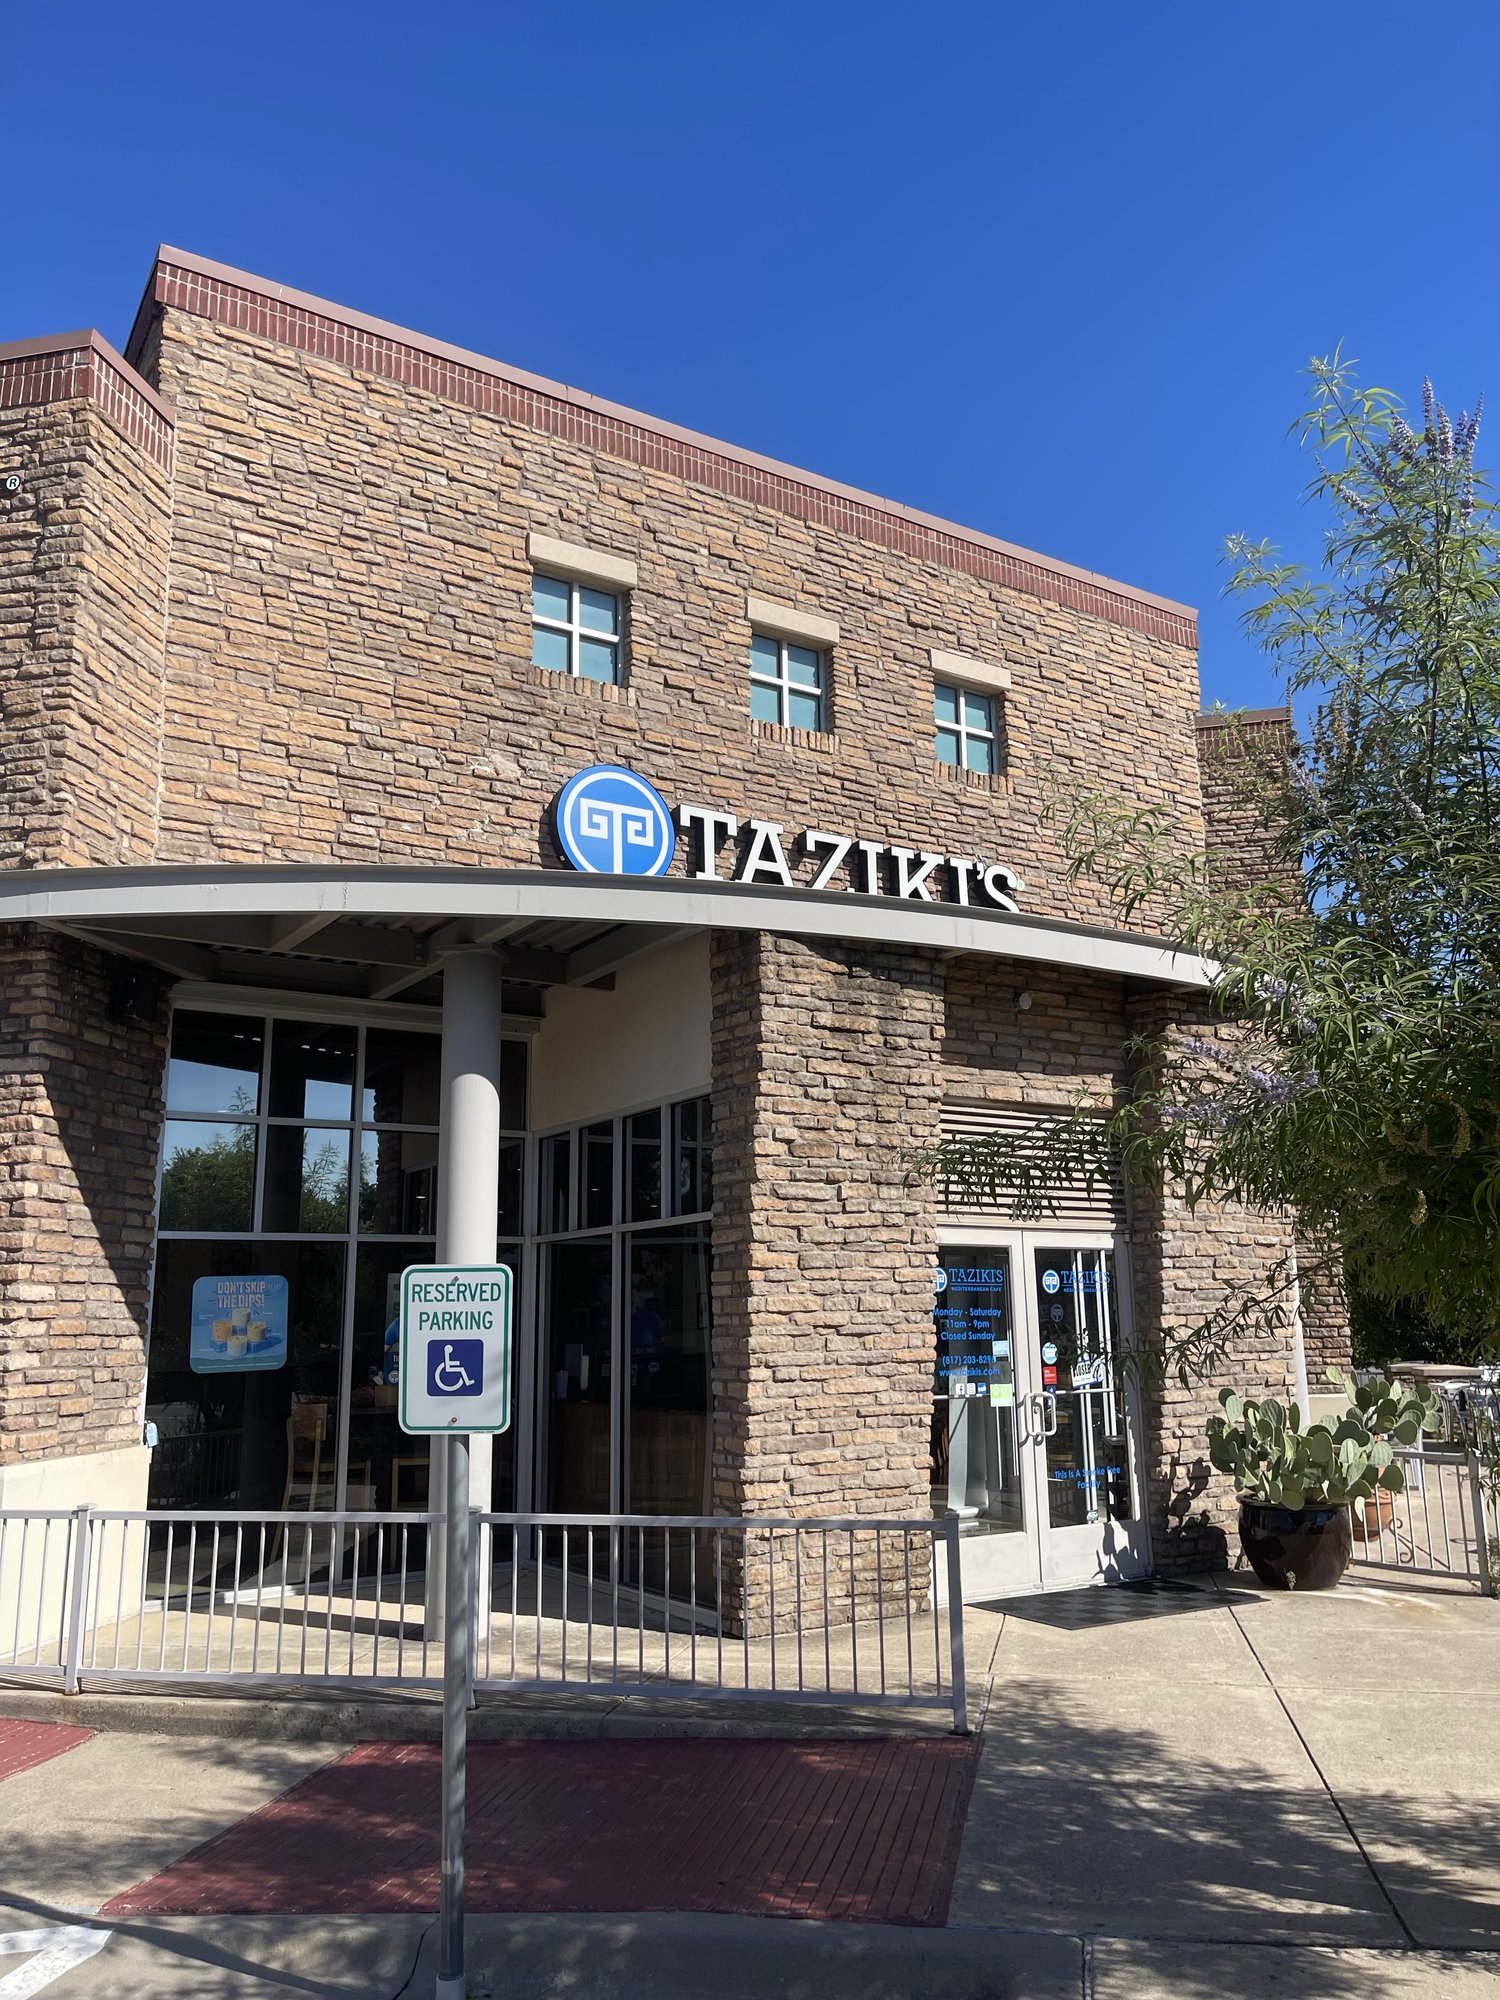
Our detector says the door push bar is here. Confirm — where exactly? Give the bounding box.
[1025,1390,1059,1440]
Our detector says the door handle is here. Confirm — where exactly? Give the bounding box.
[1041,1390,1059,1438]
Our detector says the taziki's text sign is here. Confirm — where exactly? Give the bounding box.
[553,764,1023,910]
[398,1265,513,1435]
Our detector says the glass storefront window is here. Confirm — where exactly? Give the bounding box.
[497,1139,524,1240]
[541,1134,571,1234]
[262,1126,353,1233]
[159,1120,256,1232]
[581,1122,614,1229]
[357,1129,438,1235]
[150,1008,701,1534]
[671,1096,711,1216]
[362,1029,441,1125]
[166,1013,264,1116]
[627,1225,712,1515]
[544,1239,613,1513]
[146,1238,346,1513]
[625,1109,661,1222]
[268,1020,357,1121]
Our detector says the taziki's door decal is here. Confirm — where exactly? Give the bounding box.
[932,1251,1026,1535]
[1030,1249,1134,1531]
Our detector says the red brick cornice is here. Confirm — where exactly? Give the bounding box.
[129,247,1196,650]
[0,330,174,473]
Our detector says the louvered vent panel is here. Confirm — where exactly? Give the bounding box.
[937,1101,1126,1228]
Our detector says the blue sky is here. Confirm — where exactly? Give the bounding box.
[4,0,1496,709]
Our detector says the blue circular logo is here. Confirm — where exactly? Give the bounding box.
[554,765,676,878]
[1041,1269,1062,1295]
[934,1268,949,1293]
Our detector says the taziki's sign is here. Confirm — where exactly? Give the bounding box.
[553,763,1024,910]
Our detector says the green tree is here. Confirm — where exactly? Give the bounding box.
[917,356,1500,1372]
[159,1122,257,1231]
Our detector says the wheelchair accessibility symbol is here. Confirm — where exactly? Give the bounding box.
[428,1338,484,1397]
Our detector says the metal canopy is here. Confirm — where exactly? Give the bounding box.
[0,863,1211,1006]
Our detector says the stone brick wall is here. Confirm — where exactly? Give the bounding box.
[137,300,1203,932]
[0,382,172,869]
[1124,991,1300,1570]
[709,930,943,1628]
[0,931,168,1465]
[1195,708,1294,898]
[941,961,1129,1108]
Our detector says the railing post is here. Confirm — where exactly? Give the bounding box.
[943,1517,968,1736]
[62,1506,94,1695]
[1467,1451,1495,1598]
[466,1506,481,1708]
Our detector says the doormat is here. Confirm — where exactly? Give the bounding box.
[104,1735,979,1925]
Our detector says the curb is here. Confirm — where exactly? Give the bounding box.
[0,1685,962,1745]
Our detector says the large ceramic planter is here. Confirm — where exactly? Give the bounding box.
[1237,1498,1352,1591]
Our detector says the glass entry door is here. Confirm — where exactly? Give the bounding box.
[1023,1241,1150,1588]
[934,1232,1149,1597]
[933,1245,1042,1596]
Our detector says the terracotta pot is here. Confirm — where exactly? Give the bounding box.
[1351,1487,1396,1543]
[1238,1498,1352,1591]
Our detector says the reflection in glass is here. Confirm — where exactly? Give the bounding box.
[625,1109,661,1222]
[347,1241,435,1516]
[268,1021,357,1121]
[497,1139,524,1240]
[362,1030,440,1125]
[263,1127,352,1234]
[1033,1249,1133,1529]
[499,1042,527,1136]
[581,1122,613,1229]
[166,1014,263,1116]
[541,1134,570,1233]
[931,1248,1024,1535]
[671,1097,711,1215]
[159,1121,256,1232]
[357,1130,437,1235]
[544,1240,612,1512]
[627,1226,711,1513]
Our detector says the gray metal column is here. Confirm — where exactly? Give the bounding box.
[431,949,503,2000]
[428,951,504,1621]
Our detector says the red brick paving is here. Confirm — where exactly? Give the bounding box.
[0,1717,93,1781]
[104,1737,978,1926]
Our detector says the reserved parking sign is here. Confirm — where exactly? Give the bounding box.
[398,1265,512,1435]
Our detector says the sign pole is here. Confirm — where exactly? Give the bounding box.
[424,949,506,2000]
[436,1426,469,2000]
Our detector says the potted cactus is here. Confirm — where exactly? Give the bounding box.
[1207,1389,1407,1589]
[1325,1370,1441,1541]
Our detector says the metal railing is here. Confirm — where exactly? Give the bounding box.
[474,1514,964,1726]
[0,1507,968,1730]
[1347,1447,1494,1594]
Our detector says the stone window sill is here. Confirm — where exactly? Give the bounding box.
[934,759,1002,792]
[529,664,637,706]
[751,717,840,753]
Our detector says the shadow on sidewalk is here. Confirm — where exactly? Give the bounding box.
[958,1687,1497,1970]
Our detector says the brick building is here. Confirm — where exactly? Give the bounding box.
[0,247,1332,1602]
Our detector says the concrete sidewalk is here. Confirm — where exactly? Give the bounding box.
[0,1571,1495,1996]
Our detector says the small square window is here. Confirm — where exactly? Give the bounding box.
[750,633,826,731]
[934,680,996,774]
[531,572,624,684]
